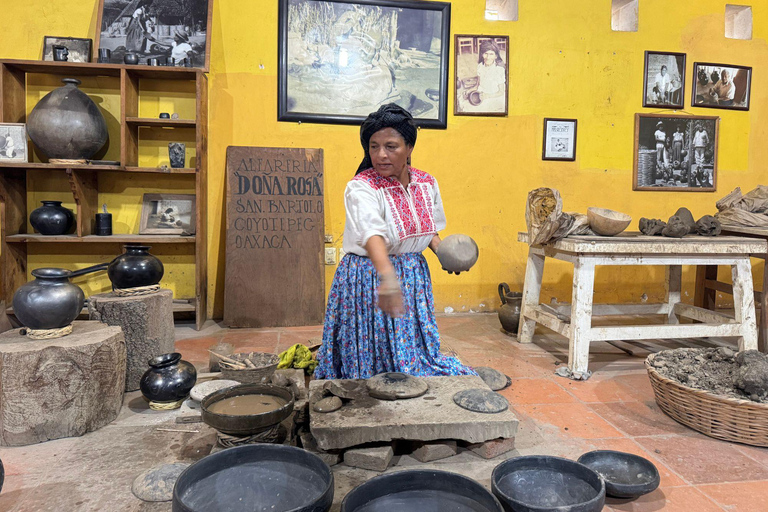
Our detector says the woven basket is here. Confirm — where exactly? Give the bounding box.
[220,352,279,384]
[645,351,768,447]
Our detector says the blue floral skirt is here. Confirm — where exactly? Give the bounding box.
[314,252,476,379]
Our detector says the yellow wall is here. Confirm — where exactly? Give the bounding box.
[3,0,767,318]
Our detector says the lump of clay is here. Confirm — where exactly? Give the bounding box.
[436,234,479,275]
[662,216,689,238]
[639,218,666,236]
[696,215,722,236]
[673,207,697,234]
[313,396,343,413]
[735,350,768,400]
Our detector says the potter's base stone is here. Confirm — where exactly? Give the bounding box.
[309,375,518,451]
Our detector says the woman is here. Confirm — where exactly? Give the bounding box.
[314,104,475,380]
[672,126,684,163]
[464,40,506,113]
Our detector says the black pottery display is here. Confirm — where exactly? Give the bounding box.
[147,58,161,66]
[108,245,164,289]
[97,48,111,63]
[168,143,186,168]
[498,283,522,334]
[140,353,197,403]
[124,53,139,65]
[96,204,112,236]
[12,268,85,330]
[29,200,75,235]
[26,78,108,163]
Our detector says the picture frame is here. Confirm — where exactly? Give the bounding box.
[278,0,451,128]
[642,51,686,109]
[42,36,93,63]
[95,0,214,70]
[691,62,752,111]
[633,113,719,192]
[139,193,196,235]
[542,118,577,161]
[0,123,29,163]
[454,35,509,116]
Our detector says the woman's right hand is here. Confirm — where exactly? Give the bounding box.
[378,271,404,318]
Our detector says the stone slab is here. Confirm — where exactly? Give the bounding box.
[298,430,342,467]
[0,321,126,446]
[309,375,518,451]
[411,440,457,462]
[343,444,394,472]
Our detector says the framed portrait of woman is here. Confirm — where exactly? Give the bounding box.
[454,35,509,116]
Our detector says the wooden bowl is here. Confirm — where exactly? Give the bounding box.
[587,207,631,236]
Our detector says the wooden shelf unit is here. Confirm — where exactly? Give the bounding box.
[0,59,208,329]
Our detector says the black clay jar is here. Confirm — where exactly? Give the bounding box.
[12,268,85,330]
[107,244,164,289]
[30,201,75,235]
[140,353,197,403]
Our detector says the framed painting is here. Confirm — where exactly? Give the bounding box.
[42,36,93,63]
[633,113,719,192]
[140,193,196,234]
[454,35,509,116]
[642,51,686,109]
[692,62,751,111]
[278,0,451,128]
[542,118,577,161]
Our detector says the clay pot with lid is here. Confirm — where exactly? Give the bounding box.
[107,245,164,289]
[498,283,522,335]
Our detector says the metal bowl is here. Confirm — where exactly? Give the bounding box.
[577,450,660,499]
[201,383,294,436]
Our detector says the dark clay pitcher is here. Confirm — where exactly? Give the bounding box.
[498,283,522,335]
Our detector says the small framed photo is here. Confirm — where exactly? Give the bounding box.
[454,35,509,116]
[643,51,686,109]
[0,123,28,163]
[542,118,577,161]
[42,36,93,63]
[633,113,719,192]
[140,193,196,235]
[692,62,752,111]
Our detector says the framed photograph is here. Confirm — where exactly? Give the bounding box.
[542,118,577,161]
[692,62,751,111]
[642,51,686,109]
[633,113,719,192]
[0,124,28,163]
[140,193,196,235]
[95,0,214,70]
[454,35,508,116]
[278,0,451,128]
[42,37,93,63]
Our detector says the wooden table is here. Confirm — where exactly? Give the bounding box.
[517,232,764,378]
[694,225,768,353]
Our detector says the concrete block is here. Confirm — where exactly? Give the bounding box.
[272,368,308,400]
[343,444,394,472]
[465,437,516,459]
[299,430,342,467]
[411,440,457,462]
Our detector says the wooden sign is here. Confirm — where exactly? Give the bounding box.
[224,146,325,327]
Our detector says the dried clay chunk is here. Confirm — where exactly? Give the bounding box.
[696,215,722,236]
[662,216,689,238]
[639,218,666,236]
[673,207,697,234]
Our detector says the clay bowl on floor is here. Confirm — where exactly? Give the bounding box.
[172,444,333,512]
[201,383,294,436]
[341,469,503,512]
[587,207,631,236]
[577,450,660,499]
[492,456,605,512]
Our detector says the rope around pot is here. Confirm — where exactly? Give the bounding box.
[24,324,73,340]
[148,398,186,411]
[216,425,281,447]
[113,284,161,297]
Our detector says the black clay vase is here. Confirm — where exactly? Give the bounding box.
[12,268,85,330]
[107,245,164,289]
[26,78,109,162]
[29,201,75,235]
[140,353,197,402]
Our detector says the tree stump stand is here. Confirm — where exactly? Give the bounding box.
[88,289,175,391]
[0,321,126,446]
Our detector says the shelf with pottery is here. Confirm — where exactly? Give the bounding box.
[0,58,208,329]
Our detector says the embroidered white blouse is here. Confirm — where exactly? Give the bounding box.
[342,168,446,256]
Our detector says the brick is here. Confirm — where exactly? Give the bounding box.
[411,440,457,462]
[466,437,515,459]
[343,444,394,472]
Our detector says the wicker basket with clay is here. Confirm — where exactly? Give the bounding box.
[645,352,768,447]
[216,352,279,384]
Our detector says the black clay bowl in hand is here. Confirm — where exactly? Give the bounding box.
[492,456,605,512]
[577,450,660,499]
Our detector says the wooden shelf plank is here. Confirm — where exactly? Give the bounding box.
[126,117,196,128]
[6,234,196,244]
[0,162,121,171]
[0,59,198,80]
[124,166,196,174]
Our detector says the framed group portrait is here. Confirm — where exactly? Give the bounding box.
[454,35,509,116]
[633,113,719,192]
[642,51,686,109]
[542,118,577,161]
[140,193,196,235]
[691,62,752,111]
[278,0,451,128]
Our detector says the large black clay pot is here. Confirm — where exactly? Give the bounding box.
[26,78,109,162]
[12,268,85,329]
[108,245,164,289]
[498,283,522,334]
[140,353,197,403]
[29,201,75,235]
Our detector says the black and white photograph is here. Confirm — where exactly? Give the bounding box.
[42,37,93,63]
[0,124,28,163]
[643,51,686,109]
[278,0,451,127]
[692,62,752,111]
[633,113,719,192]
[454,35,508,116]
[140,193,196,234]
[95,0,213,69]
[542,118,577,161]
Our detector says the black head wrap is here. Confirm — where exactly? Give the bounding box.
[477,40,504,66]
[356,103,417,175]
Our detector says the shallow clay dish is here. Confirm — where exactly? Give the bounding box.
[587,207,631,236]
[577,450,660,499]
[367,372,428,400]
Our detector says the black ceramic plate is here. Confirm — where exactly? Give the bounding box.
[577,450,660,499]
[341,469,503,512]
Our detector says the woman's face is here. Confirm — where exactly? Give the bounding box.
[368,128,413,179]
[482,49,497,66]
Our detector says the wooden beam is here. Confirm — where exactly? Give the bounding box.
[67,170,98,237]
[195,71,208,329]
[673,303,735,324]
[589,323,744,342]
[524,306,571,338]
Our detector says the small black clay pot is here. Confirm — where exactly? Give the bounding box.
[98,48,111,63]
[12,268,85,330]
[30,201,75,235]
[140,353,197,403]
[124,53,139,65]
[52,45,69,62]
[107,244,164,289]
[498,283,522,334]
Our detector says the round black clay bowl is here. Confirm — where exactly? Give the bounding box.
[200,383,294,436]
[172,444,333,512]
[577,450,659,499]
[492,456,605,512]
[341,469,504,512]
